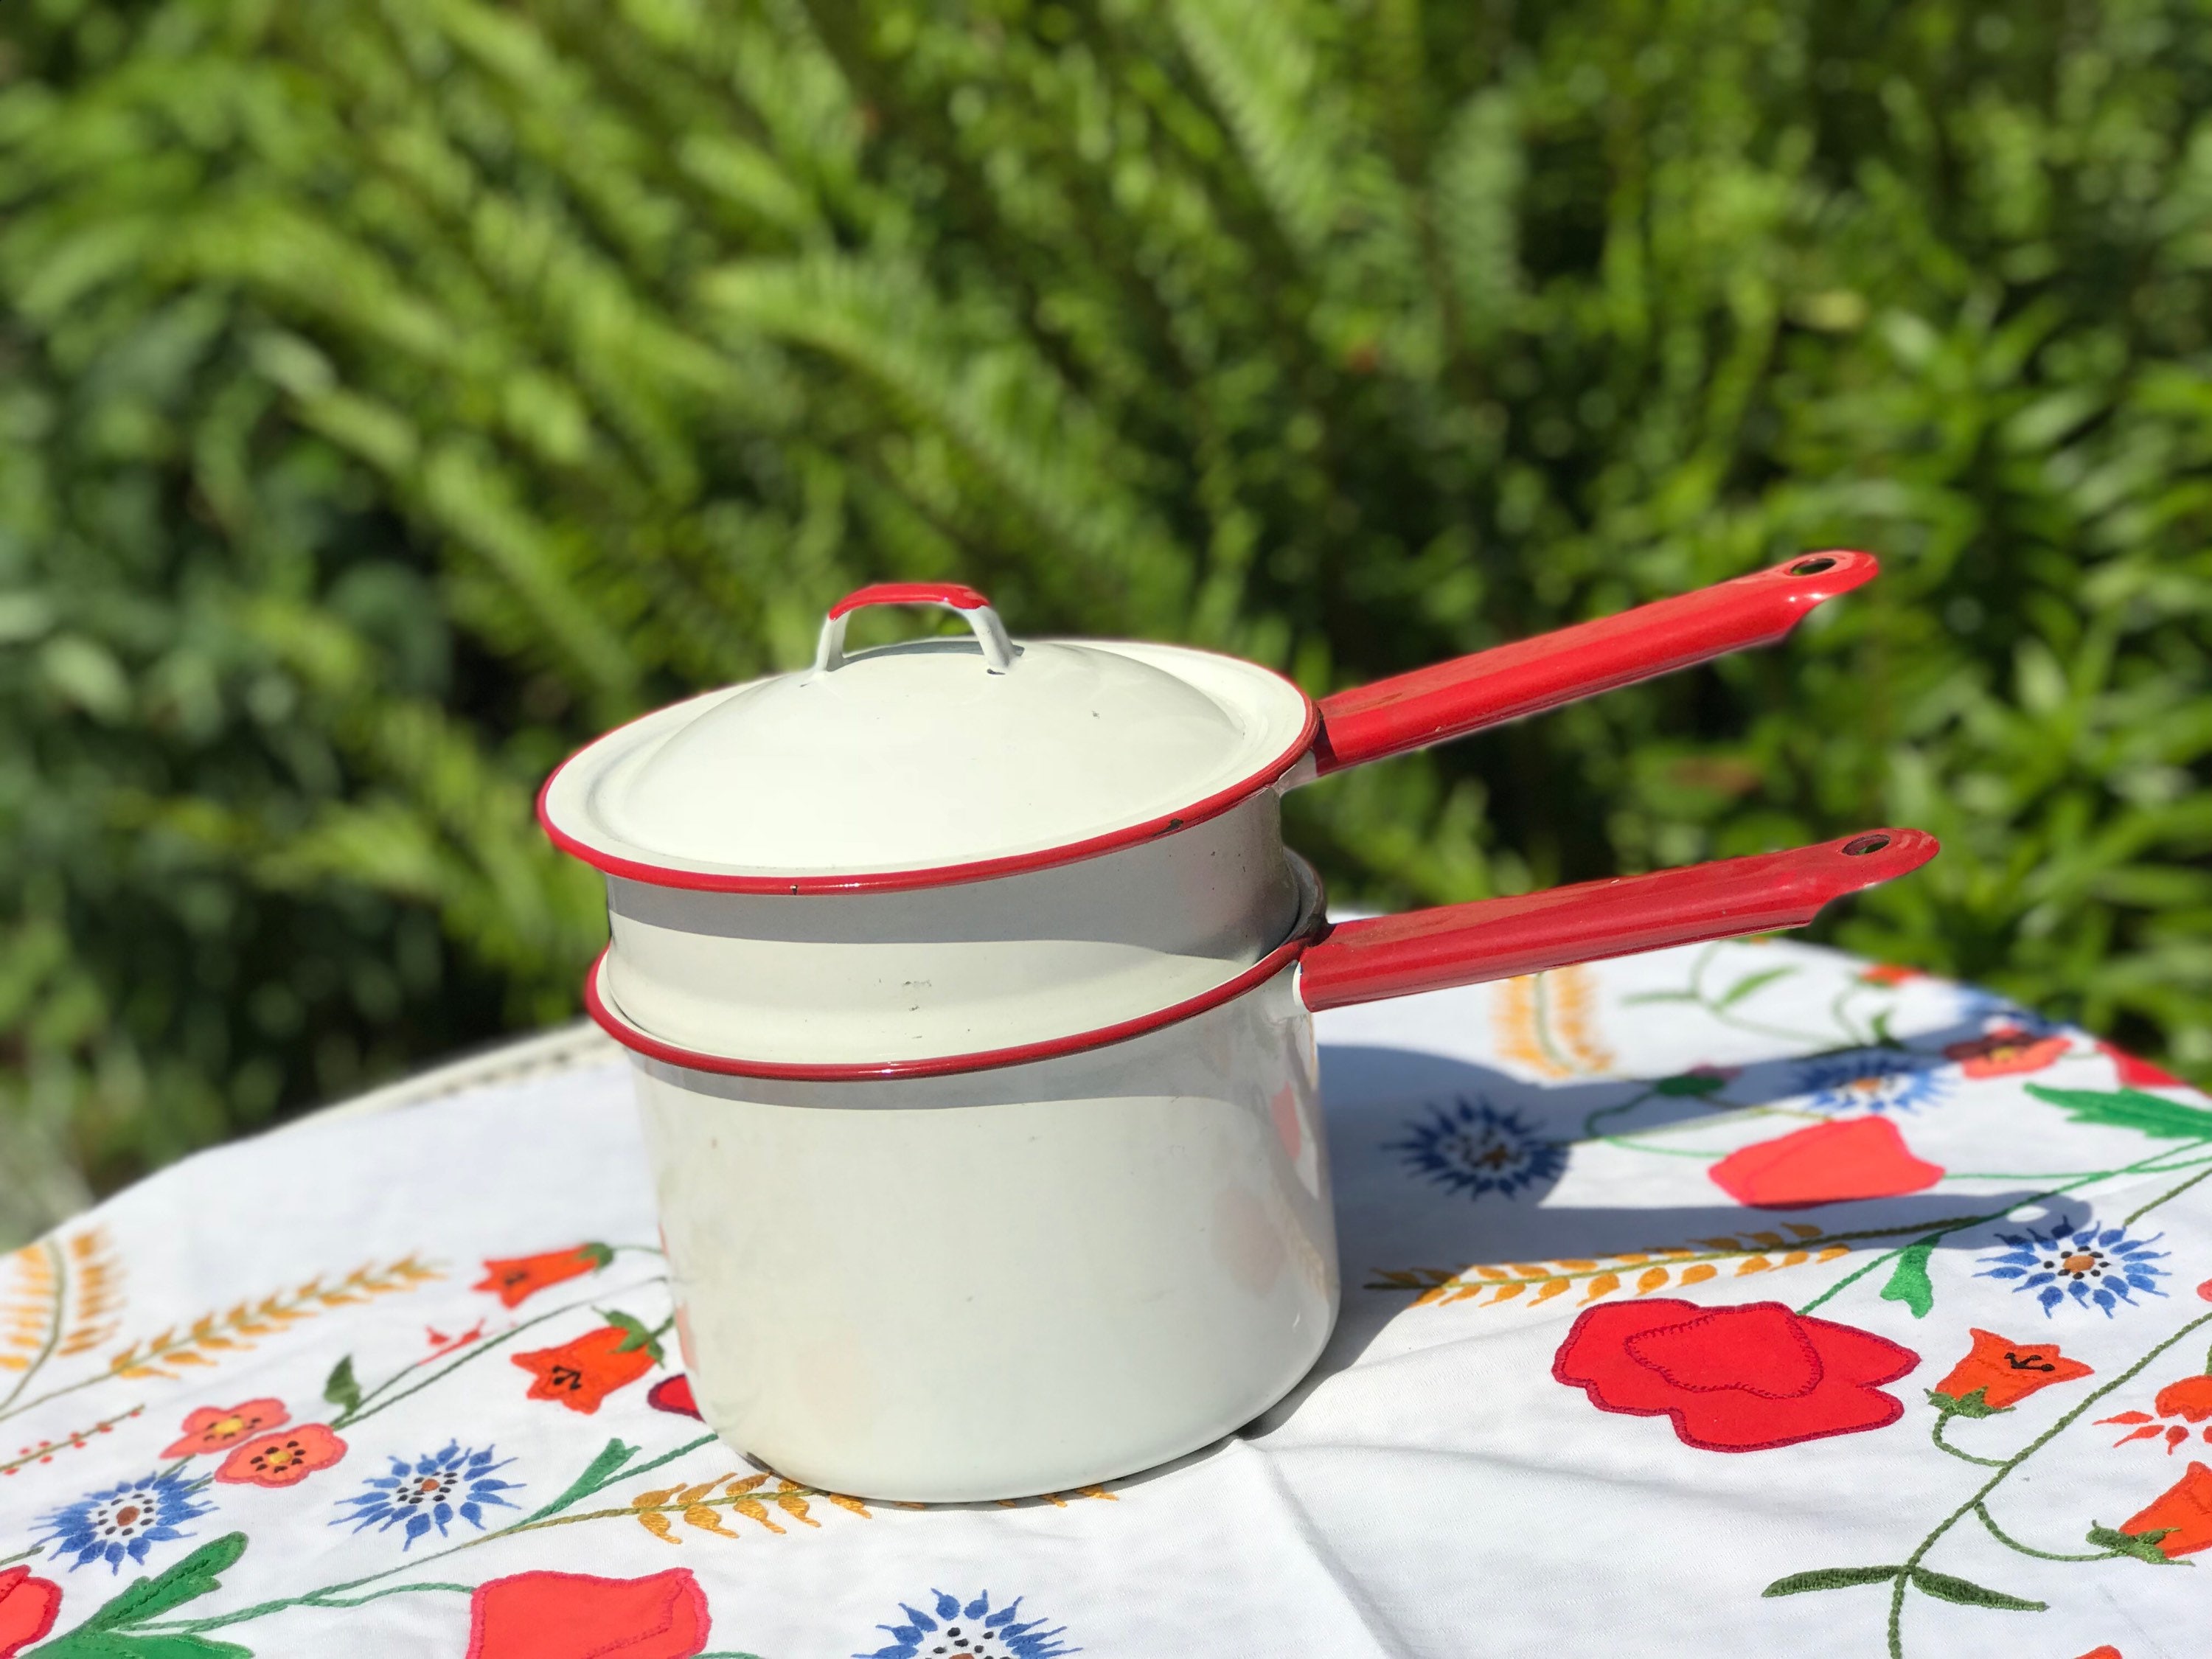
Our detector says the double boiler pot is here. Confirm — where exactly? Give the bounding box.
[540,557,1938,1500]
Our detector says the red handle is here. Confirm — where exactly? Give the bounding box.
[1309,552,1877,776]
[1296,827,1938,1012]
[827,581,992,619]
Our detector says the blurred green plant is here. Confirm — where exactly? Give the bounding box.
[1,0,2210,1237]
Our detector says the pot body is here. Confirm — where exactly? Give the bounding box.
[630,963,1338,1501]
[604,787,1302,1064]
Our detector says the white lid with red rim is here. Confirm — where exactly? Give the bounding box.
[540,582,1314,889]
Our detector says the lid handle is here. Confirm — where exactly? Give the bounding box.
[814,582,1017,673]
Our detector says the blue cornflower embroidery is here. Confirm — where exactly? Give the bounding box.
[1977,1217,2170,1316]
[856,1589,1077,1659]
[332,1441,519,1548]
[38,1467,212,1572]
[1390,1099,1565,1200]
[1793,1048,1950,1116]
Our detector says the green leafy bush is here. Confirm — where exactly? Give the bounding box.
[2,0,2210,1238]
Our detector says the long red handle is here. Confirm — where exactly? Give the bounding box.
[1308,551,1877,776]
[1296,828,1937,1012]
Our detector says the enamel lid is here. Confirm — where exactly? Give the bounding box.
[539,582,1316,891]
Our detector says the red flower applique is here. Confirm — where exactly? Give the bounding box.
[513,1325,656,1414]
[2073,1648,2123,1659]
[160,1399,288,1460]
[2120,1460,2212,1558]
[0,1566,60,1658]
[1553,1298,1919,1451]
[1857,963,1922,987]
[214,1423,347,1487]
[474,1244,613,1309]
[428,1321,486,1355]
[647,1375,702,1419]
[1930,1329,2093,1411]
[1708,1118,1944,1210]
[465,1568,709,1659]
[2097,1040,2185,1091]
[1943,1026,2069,1078]
[2098,1371,2212,1453]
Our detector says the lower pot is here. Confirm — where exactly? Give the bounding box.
[630,960,1336,1503]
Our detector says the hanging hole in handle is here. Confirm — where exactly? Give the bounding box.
[1786,555,1839,577]
[1840,833,1891,856]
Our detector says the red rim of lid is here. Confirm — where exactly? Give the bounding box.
[535,672,1320,897]
[583,898,1330,1081]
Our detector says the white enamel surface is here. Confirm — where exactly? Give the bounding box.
[632,967,1338,1502]
[543,639,1310,879]
[601,795,1301,1063]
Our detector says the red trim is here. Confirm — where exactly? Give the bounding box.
[827,581,990,618]
[535,685,1320,897]
[582,914,1326,1081]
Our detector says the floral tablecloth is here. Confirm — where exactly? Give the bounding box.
[1,939,2208,1659]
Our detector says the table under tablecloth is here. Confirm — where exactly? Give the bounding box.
[0,938,2207,1659]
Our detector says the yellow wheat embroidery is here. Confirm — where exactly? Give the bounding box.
[630,1473,870,1543]
[0,1242,60,1375]
[1492,965,1614,1078]
[1369,1224,1851,1308]
[107,1256,440,1381]
[57,1229,124,1358]
[997,1485,1119,1510]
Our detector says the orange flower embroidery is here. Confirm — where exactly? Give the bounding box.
[474,1244,613,1309]
[2121,1460,2212,1557]
[1857,963,1922,987]
[1931,1329,2093,1411]
[160,1399,288,1460]
[215,1423,348,1487]
[2098,1372,2212,1453]
[513,1326,655,1415]
[1943,1027,2068,1078]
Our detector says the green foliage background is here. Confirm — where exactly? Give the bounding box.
[2,0,2210,1240]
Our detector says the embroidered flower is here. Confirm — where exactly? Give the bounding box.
[2097,1370,2212,1453]
[857,1589,1077,1659]
[1792,1048,1949,1116]
[647,1375,702,1420]
[160,1399,288,1460]
[466,1568,710,1659]
[1551,1299,1919,1452]
[0,1566,60,1657]
[1930,1329,2093,1412]
[38,1468,211,1572]
[1857,963,1922,987]
[1976,1217,2169,1316]
[514,1325,656,1415]
[333,1441,520,1548]
[1389,1099,1565,1201]
[2098,1040,2186,1091]
[215,1423,347,1487]
[2120,1460,2212,1557]
[427,1321,485,1355]
[1708,1118,1944,1209]
[1943,1027,2070,1078]
[474,1244,613,1308]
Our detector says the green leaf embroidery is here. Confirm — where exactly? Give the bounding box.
[2024,1085,2212,1141]
[579,1242,616,1271]
[1760,1565,1904,1596]
[599,1309,666,1364]
[1927,1385,2008,1420]
[1906,1567,2046,1610]
[2087,1523,2183,1565]
[322,1354,361,1415]
[1879,1240,1938,1318]
[38,1632,253,1659]
[82,1534,247,1630]
[1715,966,1796,1009]
[521,1437,639,1525]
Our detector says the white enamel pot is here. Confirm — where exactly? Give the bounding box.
[541,557,1888,1065]
[591,835,1935,1501]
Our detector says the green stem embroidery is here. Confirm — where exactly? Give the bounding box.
[1971,1503,2115,1563]
[2125,1162,2212,1226]
[1929,1412,2006,1468]
[0,1545,43,1571]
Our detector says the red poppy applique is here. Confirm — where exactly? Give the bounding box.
[465,1568,709,1659]
[1929,1329,2092,1412]
[1943,1027,2068,1078]
[2120,1460,2212,1557]
[2098,1371,2212,1453]
[1708,1118,1944,1210]
[647,1375,702,1419]
[1553,1298,1919,1451]
[2097,1040,2185,1091]
[474,1244,613,1309]
[214,1423,348,1487]
[0,1566,60,1659]
[160,1399,288,1460]
[513,1325,656,1414]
